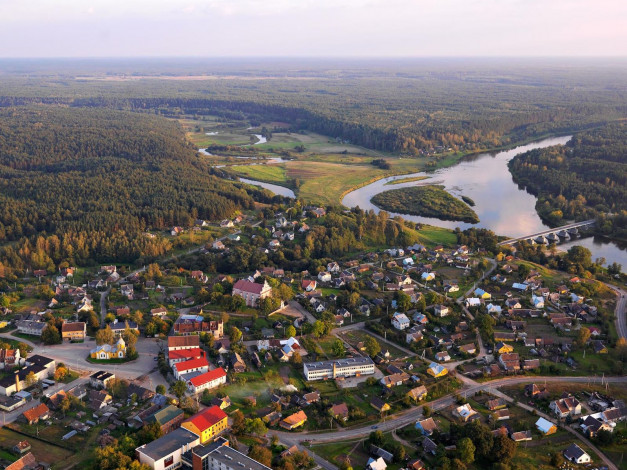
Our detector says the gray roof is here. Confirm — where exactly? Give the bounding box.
[194,439,272,470]
[136,427,197,460]
[304,356,374,371]
[563,443,587,461]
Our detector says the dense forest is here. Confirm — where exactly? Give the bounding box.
[0,59,625,155]
[508,122,627,240]
[371,186,479,223]
[0,106,280,273]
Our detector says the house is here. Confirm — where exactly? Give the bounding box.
[5,452,44,470]
[168,348,203,367]
[90,337,127,360]
[592,340,608,354]
[511,430,532,442]
[150,307,168,317]
[330,403,349,421]
[143,404,185,434]
[459,343,477,355]
[550,396,581,418]
[505,298,522,309]
[212,240,226,250]
[371,446,393,463]
[89,389,112,410]
[525,383,548,398]
[187,368,227,395]
[523,359,540,370]
[486,304,502,314]
[512,283,528,291]
[90,371,115,389]
[168,335,200,351]
[421,272,435,282]
[391,312,410,330]
[454,403,478,422]
[407,459,425,470]
[301,279,317,292]
[280,410,307,430]
[495,342,514,354]
[435,351,451,362]
[415,417,438,435]
[22,403,49,425]
[181,405,228,443]
[465,298,481,308]
[230,352,246,373]
[499,353,520,372]
[380,372,410,388]
[232,280,272,307]
[563,443,591,464]
[370,397,390,413]
[427,362,448,378]
[580,416,613,438]
[173,357,210,380]
[12,441,31,455]
[327,262,341,273]
[422,437,437,455]
[366,457,387,470]
[531,296,545,308]
[434,305,449,317]
[407,385,428,402]
[268,240,280,249]
[16,320,47,337]
[0,348,21,369]
[211,396,232,410]
[312,270,331,284]
[120,284,134,299]
[444,283,459,293]
[474,288,491,299]
[190,271,209,284]
[487,398,507,411]
[406,326,424,344]
[492,409,510,421]
[535,417,557,435]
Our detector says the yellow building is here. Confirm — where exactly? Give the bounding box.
[427,362,448,378]
[279,410,308,430]
[181,405,228,444]
[90,338,126,360]
[496,342,514,354]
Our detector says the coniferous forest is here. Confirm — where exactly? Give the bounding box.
[508,122,627,240]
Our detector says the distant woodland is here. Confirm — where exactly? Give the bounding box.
[0,60,625,271]
[509,122,627,240]
[0,106,280,272]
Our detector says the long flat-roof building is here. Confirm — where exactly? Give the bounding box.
[182,437,271,470]
[136,427,199,470]
[303,356,375,381]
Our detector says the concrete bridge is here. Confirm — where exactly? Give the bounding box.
[497,219,596,247]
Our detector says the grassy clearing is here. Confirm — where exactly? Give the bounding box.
[230,164,289,186]
[0,427,76,468]
[414,225,458,247]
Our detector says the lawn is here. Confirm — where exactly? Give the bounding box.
[0,427,76,469]
[229,164,289,186]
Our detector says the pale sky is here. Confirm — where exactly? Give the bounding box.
[0,0,625,57]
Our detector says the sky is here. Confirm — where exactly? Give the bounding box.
[0,0,625,58]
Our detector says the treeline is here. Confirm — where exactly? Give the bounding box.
[1,64,624,156]
[508,122,627,238]
[0,106,280,273]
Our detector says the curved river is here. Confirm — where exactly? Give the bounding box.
[234,135,626,268]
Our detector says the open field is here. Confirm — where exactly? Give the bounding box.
[0,427,76,469]
[229,164,289,186]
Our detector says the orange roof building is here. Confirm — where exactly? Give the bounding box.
[181,405,228,443]
[279,410,307,430]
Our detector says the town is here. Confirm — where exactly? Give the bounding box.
[0,203,623,470]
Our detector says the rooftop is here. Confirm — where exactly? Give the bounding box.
[136,427,198,461]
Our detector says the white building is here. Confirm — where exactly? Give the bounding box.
[303,357,375,381]
[391,313,410,330]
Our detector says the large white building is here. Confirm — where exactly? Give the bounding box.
[303,356,375,381]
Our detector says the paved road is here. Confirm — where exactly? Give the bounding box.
[273,375,627,469]
[1,334,167,389]
[606,283,627,340]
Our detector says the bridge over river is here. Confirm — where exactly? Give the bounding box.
[497,219,596,247]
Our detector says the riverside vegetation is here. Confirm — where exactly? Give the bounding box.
[371,185,480,223]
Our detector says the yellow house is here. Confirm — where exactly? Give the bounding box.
[181,405,228,444]
[496,342,514,354]
[90,338,126,360]
[371,397,391,413]
[279,410,308,430]
[427,362,448,378]
[0,321,8,329]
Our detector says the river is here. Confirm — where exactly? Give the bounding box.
[340,135,626,268]
[238,178,296,198]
